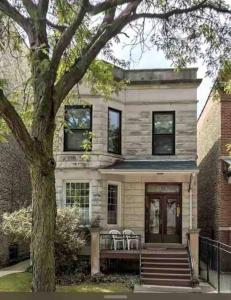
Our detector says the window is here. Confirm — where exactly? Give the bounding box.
[107,184,118,224]
[65,182,90,225]
[64,105,92,151]
[153,112,175,155]
[108,108,121,154]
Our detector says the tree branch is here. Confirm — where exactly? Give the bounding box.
[0,89,34,161]
[0,0,32,34]
[50,0,89,75]
[21,0,37,17]
[88,0,133,15]
[46,19,67,32]
[131,1,231,21]
[53,1,140,113]
[38,0,49,18]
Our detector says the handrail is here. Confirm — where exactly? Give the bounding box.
[187,233,194,282]
[200,236,231,255]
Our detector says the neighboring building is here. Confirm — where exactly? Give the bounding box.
[198,89,231,245]
[0,137,31,266]
[55,67,201,284]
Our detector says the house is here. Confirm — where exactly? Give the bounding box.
[55,66,201,285]
[198,87,231,245]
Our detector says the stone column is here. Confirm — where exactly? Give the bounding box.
[188,229,200,278]
[91,228,100,276]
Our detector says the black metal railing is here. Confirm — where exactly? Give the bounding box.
[199,236,231,293]
[99,233,142,283]
[186,233,194,282]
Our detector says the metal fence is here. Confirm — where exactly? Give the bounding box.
[199,236,231,293]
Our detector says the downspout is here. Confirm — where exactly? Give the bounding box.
[188,173,195,230]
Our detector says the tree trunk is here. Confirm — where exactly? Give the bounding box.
[30,157,57,292]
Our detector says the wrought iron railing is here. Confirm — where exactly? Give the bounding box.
[99,233,142,283]
[199,236,231,293]
[186,233,194,283]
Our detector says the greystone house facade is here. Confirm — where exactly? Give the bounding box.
[54,67,201,285]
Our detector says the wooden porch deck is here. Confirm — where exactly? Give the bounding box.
[100,247,186,259]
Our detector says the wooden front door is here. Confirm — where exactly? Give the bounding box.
[145,192,181,243]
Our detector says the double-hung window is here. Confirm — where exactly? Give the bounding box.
[65,182,90,225]
[107,184,118,225]
[108,108,121,154]
[153,112,175,155]
[64,105,92,151]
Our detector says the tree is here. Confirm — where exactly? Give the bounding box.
[0,0,231,292]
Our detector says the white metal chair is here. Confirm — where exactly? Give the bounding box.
[123,229,139,250]
[109,229,125,250]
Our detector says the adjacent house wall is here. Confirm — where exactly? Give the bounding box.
[0,137,31,266]
[198,91,231,244]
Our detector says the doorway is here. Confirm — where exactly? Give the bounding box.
[145,183,182,243]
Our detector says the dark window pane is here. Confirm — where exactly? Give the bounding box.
[65,107,91,129]
[154,113,173,134]
[107,184,118,224]
[153,135,174,154]
[64,106,92,151]
[108,109,121,154]
[64,131,88,151]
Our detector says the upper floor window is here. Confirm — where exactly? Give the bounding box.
[108,108,122,154]
[153,112,175,155]
[64,105,92,151]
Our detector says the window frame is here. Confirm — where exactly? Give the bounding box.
[63,180,92,225]
[107,181,121,226]
[107,107,122,155]
[63,105,93,152]
[152,111,175,155]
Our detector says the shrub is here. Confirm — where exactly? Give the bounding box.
[2,206,85,274]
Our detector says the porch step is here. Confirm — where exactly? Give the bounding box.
[142,257,189,263]
[142,262,189,268]
[142,253,188,258]
[142,267,190,274]
[141,278,192,287]
[141,272,191,280]
[141,248,192,287]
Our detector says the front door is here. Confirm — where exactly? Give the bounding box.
[145,191,181,243]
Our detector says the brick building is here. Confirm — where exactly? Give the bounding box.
[0,137,31,266]
[197,89,231,245]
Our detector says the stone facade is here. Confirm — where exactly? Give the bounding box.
[55,67,200,248]
[0,137,31,266]
[198,91,231,245]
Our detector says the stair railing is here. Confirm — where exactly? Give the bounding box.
[187,232,194,283]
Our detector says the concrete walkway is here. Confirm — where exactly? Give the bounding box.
[134,281,216,293]
[0,259,30,278]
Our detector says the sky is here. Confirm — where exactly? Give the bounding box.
[114,43,214,117]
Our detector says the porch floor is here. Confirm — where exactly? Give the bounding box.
[101,247,186,259]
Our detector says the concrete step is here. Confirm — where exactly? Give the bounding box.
[141,267,190,274]
[142,257,189,263]
[141,278,192,287]
[142,262,189,268]
[141,272,191,279]
[142,253,188,258]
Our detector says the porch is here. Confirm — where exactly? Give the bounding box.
[91,230,200,287]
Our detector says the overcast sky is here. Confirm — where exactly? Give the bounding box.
[114,42,214,117]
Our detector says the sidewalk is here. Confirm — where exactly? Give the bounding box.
[0,260,30,278]
[134,281,216,293]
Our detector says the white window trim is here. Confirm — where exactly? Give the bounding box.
[63,180,92,225]
[107,181,122,227]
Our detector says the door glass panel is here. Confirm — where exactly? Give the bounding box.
[149,199,160,234]
[167,199,177,234]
